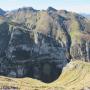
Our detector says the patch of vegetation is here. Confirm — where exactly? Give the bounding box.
[70,16,81,44]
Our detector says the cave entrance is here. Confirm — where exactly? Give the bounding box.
[26,61,62,83]
[41,62,62,83]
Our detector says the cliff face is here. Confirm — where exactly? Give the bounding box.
[0,23,67,82]
[0,7,90,82]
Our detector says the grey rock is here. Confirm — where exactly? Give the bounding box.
[0,7,90,82]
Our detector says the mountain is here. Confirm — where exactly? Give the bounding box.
[0,60,90,90]
[0,8,6,16]
[0,7,90,82]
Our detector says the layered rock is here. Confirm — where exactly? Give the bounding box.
[0,7,90,82]
[0,22,67,82]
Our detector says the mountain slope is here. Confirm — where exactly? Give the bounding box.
[0,7,90,82]
[4,7,90,61]
[0,60,90,90]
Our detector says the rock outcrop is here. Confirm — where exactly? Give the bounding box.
[0,22,67,82]
[0,7,90,82]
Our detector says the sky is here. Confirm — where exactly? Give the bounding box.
[0,0,90,14]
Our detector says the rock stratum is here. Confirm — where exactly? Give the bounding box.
[0,7,90,82]
[0,61,90,90]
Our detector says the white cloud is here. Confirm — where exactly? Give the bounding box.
[66,5,90,13]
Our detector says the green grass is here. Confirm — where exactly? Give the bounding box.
[70,16,81,44]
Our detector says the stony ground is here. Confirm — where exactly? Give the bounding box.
[0,60,90,90]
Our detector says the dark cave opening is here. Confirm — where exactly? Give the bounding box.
[25,61,63,83]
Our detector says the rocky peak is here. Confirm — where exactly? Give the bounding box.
[47,7,57,12]
[5,7,37,18]
[17,7,37,12]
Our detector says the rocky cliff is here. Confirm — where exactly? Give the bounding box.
[0,7,90,82]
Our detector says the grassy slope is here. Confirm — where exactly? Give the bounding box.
[0,60,90,90]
